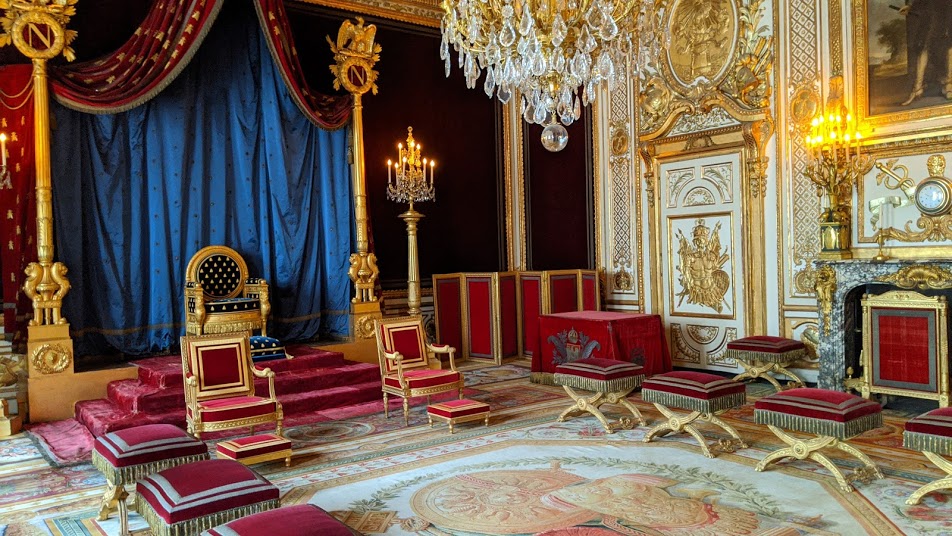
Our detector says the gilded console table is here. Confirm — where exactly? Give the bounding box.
[814,259,952,391]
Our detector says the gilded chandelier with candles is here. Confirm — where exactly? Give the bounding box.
[440,0,665,151]
[803,91,871,259]
[387,127,435,205]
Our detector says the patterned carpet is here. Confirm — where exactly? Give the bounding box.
[2,360,951,535]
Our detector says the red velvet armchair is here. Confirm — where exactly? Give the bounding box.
[374,316,465,425]
[181,333,283,438]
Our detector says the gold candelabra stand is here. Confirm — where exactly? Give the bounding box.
[387,127,435,316]
[803,103,871,260]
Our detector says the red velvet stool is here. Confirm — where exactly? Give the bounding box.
[427,399,490,433]
[755,387,883,492]
[216,433,292,467]
[202,504,361,536]
[553,357,645,433]
[903,407,952,505]
[641,371,747,458]
[726,336,807,391]
[92,424,209,529]
[135,458,279,536]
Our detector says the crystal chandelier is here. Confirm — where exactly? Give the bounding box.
[440,0,664,151]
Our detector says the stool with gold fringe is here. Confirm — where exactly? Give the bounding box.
[755,387,883,493]
[216,433,292,467]
[134,458,279,536]
[427,399,490,433]
[553,357,645,433]
[641,371,747,458]
[903,407,952,505]
[201,504,361,536]
[91,424,210,533]
[727,336,807,391]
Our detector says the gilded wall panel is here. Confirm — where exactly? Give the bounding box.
[780,0,823,308]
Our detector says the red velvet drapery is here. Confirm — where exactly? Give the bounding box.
[49,0,350,129]
[0,65,37,350]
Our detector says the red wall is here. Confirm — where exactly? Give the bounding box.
[524,113,594,270]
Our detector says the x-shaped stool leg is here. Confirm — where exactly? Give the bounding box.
[756,424,882,493]
[733,359,804,391]
[557,385,644,433]
[907,451,952,505]
[643,403,747,458]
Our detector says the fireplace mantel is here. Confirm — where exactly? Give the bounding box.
[814,259,952,391]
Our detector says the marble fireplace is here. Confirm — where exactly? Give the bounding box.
[814,259,952,391]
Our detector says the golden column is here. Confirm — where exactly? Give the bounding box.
[1,0,79,421]
[386,127,435,316]
[328,18,382,339]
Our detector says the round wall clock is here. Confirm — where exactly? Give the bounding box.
[914,176,952,216]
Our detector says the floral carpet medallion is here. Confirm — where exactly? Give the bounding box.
[306,441,905,535]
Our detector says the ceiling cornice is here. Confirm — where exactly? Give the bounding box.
[292,0,442,28]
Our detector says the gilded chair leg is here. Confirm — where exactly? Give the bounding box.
[98,481,124,520]
[383,393,389,418]
[908,451,952,505]
[403,398,410,426]
[275,419,283,437]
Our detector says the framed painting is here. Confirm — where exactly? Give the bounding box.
[853,0,952,132]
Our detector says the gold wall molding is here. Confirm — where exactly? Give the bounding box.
[639,0,772,140]
[876,265,952,290]
[30,343,71,375]
[295,0,442,28]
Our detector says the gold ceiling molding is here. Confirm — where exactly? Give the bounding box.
[639,0,773,141]
[294,0,442,28]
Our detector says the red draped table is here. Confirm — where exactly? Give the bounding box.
[533,311,671,383]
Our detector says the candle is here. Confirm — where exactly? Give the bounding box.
[0,133,6,168]
[387,159,392,185]
[430,161,435,186]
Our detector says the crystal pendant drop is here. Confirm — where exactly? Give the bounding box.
[541,123,569,152]
[552,14,567,47]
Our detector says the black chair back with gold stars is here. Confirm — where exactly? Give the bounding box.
[185,245,271,336]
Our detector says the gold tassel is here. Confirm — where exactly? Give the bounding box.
[904,430,952,456]
[642,389,746,414]
[553,373,644,393]
[755,409,883,440]
[726,348,807,364]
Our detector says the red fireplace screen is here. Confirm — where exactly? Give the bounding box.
[861,290,949,405]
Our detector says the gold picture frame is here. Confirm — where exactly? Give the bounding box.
[853,0,952,134]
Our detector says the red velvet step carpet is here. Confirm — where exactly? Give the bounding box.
[25,344,383,464]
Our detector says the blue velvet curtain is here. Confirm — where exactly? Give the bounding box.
[50,2,353,357]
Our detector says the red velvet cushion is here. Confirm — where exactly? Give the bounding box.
[726,336,805,353]
[754,388,881,423]
[202,504,359,536]
[555,358,644,381]
[905,407,952,438]
[383,369,461,390]
[137,459,278,524]
[216,434,290,460]
[190,396,277,423]
[94,424,207,468]
[427,399,489,418]
[642,371,744,400]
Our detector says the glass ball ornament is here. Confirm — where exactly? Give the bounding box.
[540,123,569,152]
